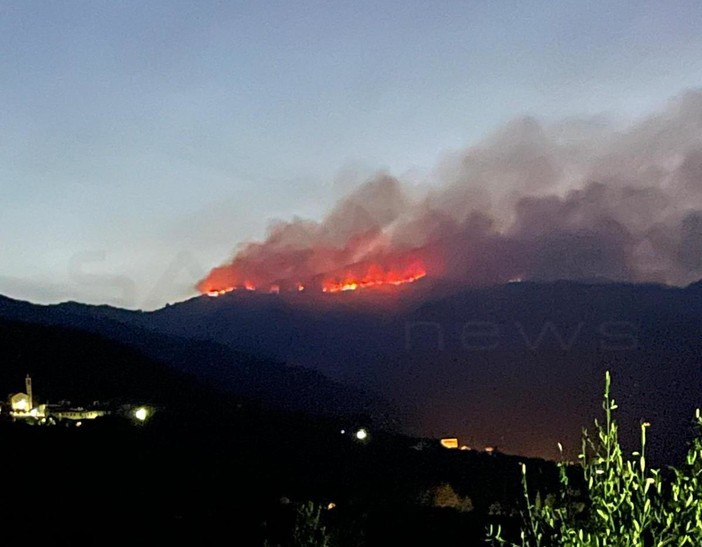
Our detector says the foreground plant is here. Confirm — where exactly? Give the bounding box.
[487,371,702,546]
[292,501,332,547]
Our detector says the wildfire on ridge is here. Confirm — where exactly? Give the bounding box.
[203,260,427,296]
[207,287,235,297]
[206,280,258,297]
[320,262,427,293]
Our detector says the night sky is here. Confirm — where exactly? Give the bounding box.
[3,1,702,308]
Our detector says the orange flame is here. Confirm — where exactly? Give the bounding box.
[201,260,427,296]
[207,287,235,297]
[321,261,426,293]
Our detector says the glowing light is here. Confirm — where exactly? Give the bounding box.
[13,399,27,411]
[327,502,336,510]
[322,261,427,293]
[200,257,427,296]
[207,282,255,294]
[207,287,235,297]
[355,428,368,441]
[134,407,149,421]
[440,438,459,449]
[200,258,426,296]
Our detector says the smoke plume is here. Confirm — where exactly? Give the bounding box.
[199,91,702,293]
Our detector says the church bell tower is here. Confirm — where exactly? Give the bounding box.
[25,374,33,411]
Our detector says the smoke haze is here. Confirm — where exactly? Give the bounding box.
[200,91,702,292]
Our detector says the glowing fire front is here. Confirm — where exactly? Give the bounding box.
[207,287,235,297]
[203,260,427,296]
[320,262,426,293]
[206,280,257,297]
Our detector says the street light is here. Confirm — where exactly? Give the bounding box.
[134,407,149,422]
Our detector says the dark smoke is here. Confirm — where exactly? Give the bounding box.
[199,90,702,292]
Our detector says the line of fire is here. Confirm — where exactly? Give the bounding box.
[199,258,428,297]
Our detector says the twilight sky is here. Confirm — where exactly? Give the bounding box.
[2,0,702,309]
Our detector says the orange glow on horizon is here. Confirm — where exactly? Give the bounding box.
[201,259,427,296]
[207,287,235,297]
[321,261,426,293]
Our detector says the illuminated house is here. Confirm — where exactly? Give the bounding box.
[10,392,30,413]
[440,438,472,451]
[9,374,47,419]
[6,375,107,422]
[4,375,152,425]
[440,438,459,449]
[49,408,108,421]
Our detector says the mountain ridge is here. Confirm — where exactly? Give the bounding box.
[2,279,701,463]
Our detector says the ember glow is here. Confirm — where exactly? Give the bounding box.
[206,282,257,296]
[207,287,235,297]
[321,262,427,293]
[202,259,427,296]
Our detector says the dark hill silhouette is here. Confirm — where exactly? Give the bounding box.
[0,311,569,547]
[1,280,701,463]
[0,296,393,422]
[0,318,219,411]
[121,281,702,463]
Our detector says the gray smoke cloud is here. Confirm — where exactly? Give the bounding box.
[199,90,702,292]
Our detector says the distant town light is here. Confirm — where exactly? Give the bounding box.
[440,438,459,449]
[355,428,368,441]
[134,407,149,422]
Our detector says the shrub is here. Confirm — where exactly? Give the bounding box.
[487,371,702,546]
[432,482,474,513]
[292,501,332,547]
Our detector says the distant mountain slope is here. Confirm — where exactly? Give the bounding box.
[0,296,393,422]
[136,281,702,463]
[2,280,701,463]
[0,318,223,411]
